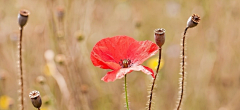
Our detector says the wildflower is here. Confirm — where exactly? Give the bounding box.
[39,107,49,110]
[0,95,12,109]
[147,57,164,71]
[90,36,159,82]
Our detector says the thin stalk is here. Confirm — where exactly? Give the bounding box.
[176,27,189,110]
[19,27,24,110]
[156,48,162,73]
[124,74,129,110]
[38,108,40,110]
[148,48,162,110]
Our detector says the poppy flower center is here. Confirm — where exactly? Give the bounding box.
[119,59,132,68]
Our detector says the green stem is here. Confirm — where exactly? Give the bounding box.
[124,74,129,110]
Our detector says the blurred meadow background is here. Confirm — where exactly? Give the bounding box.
[0,0,240,110]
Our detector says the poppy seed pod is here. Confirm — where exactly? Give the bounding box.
[29,90,42,109]
[187,14,200,28]
[18,10,30,28]
[154,28,165,48]
[56,7,64,21]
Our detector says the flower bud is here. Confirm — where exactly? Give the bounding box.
[18,10,30,28]
[187,14,200,28]
[154,28,165,48]
[29,90,42,109]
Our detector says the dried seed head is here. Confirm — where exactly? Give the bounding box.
[36,76,46,85]
[74,31,84,42]
[29,90,42,109]
[154,28,165,48]
[55,54,66,65]
[187,14,200,28]
[56,7,64,21]
[18,9,30,28]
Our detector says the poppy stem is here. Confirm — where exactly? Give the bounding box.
[176,27,189,110]
[19,27,24,110]
[148,48,162,110]
[156,48,162,73]
[124,74,129,110]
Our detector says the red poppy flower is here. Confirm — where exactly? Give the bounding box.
[90,36,159,82]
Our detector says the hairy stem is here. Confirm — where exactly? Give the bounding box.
[148,48,162,110]
[156,48,162,73]
[176,27,189,110]
[19,27,24,110]
[124,74,129,110]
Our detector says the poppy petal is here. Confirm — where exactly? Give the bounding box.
[101,69,120,82]
[91,36,136,70]
[102,69,133,82]
[91,53,121,70]
[127,40,159,65]
[115,65,155,79]
[142,66,155,78]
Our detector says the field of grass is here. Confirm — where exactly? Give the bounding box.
[0,0,240,110]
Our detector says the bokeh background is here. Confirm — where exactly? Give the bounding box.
[0,0,240,110]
